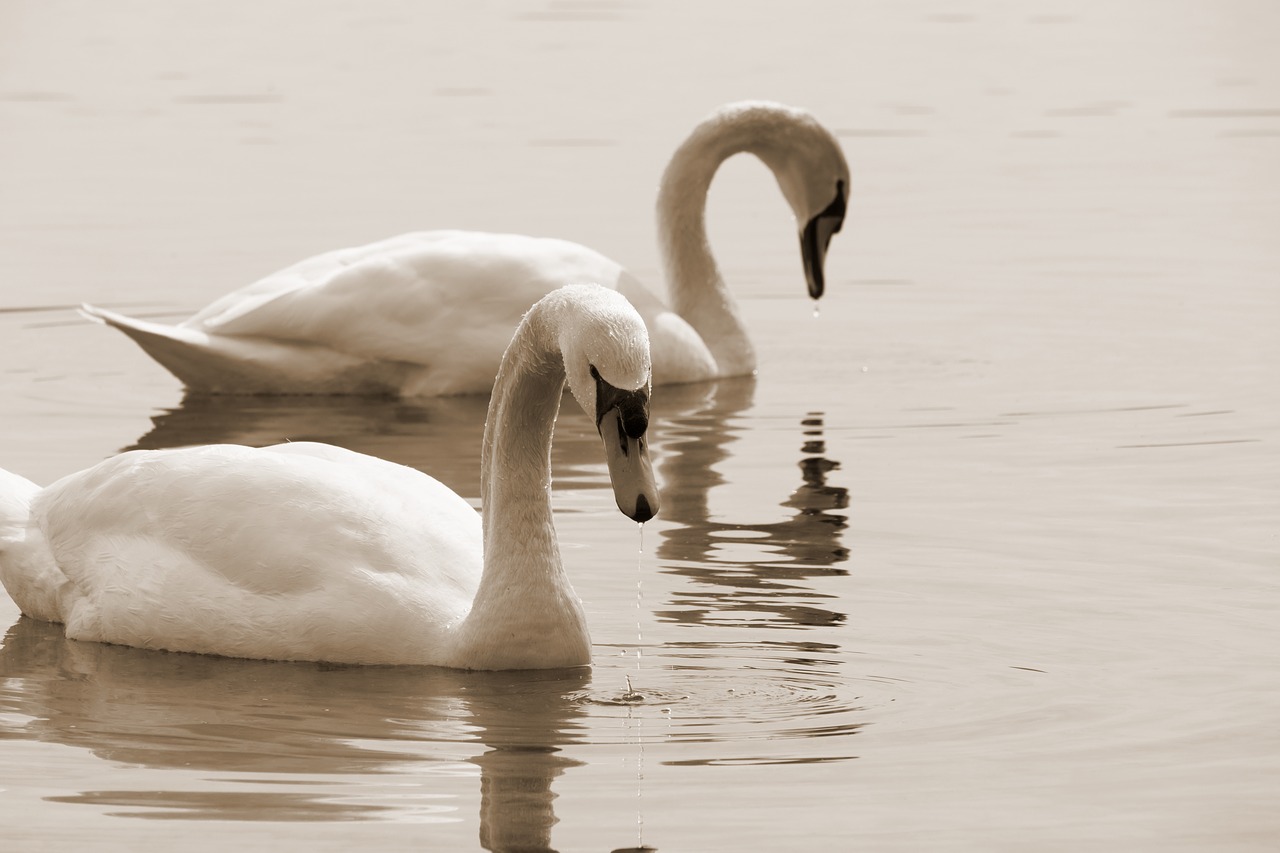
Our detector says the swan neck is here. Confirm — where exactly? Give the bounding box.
[480,355,561,574]
[454,313,589,669]
[656,116,759,377]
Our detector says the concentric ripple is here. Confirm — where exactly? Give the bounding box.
[577,640,866,759]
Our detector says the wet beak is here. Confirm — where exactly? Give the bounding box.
[598,405,659,523]
[599,404,660,522]
[799,180,847,300]
[592,366,659,522]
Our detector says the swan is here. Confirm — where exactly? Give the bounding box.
[82,100,850,396]
[0,285,659,669]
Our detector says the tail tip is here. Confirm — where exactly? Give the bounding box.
[79,303,107,324]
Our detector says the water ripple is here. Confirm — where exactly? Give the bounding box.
[581,641,865,756]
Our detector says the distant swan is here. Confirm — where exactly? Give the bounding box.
[0,285,658,669]
[82,101,850,396]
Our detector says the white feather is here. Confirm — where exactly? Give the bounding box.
[2,285,658,669]
[84,102,849,396]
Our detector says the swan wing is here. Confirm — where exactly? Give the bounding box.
[88,230,718,394]
[31,443,482,663]
[182,231,629,395]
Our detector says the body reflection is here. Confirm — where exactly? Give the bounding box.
[133,384,853,634]
[652,378,850,629]
[0,618,586,848]
[126,393,611,499]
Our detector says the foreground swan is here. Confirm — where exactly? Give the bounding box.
[0,285,658,668]
[83,101,849,395]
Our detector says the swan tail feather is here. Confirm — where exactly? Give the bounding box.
[0,468,67,623]
[81,304,410,395]
[0,468,38,550]
[80,303,240,389]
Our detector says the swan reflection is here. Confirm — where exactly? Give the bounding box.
[128,379,852,635]
[651,377,850,629]
[0,617,587,848]
[125,392,610,499]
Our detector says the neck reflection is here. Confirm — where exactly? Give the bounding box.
[465,669,589,853]
[651,377,850,630]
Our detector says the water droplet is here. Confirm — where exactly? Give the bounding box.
[630,509,649,845]
[635,533,644,673]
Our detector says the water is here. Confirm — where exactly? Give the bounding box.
[2,1,1279,849]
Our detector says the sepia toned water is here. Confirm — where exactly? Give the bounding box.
[2,1,1278,850]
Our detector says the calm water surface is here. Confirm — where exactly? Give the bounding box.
[1,1,1278,850]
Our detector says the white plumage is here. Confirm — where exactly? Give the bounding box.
[1,285,659,669]
[84,101,850,396]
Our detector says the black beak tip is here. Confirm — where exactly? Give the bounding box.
[807,273,825,301]
[629,493,656,523]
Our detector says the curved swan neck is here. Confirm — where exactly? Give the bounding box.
[658,105,803,377]
[454,304,589,669]
[479,347,561,575]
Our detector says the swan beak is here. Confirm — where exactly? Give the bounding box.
[800,180,848,300]
[597,401,659,524]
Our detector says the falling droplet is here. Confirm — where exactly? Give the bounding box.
[635,524,644,677]
[812,300,821,320]
[627,515,649,844]
[630,681,648,849]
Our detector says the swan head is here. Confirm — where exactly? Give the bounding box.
[741,103,850,300]
[556,285,660,524]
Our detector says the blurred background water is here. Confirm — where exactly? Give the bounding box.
[1,1,1278,850]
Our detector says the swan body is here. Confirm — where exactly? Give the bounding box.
[0,285,659,669]
[85,101,849,396]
